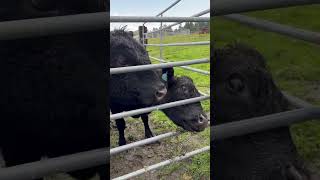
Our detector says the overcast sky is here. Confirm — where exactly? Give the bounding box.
[110,0,210,31]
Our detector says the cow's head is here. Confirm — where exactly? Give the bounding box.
[161,68,208,132]
[110,30,167,107]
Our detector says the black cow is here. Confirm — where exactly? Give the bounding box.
[160,67,208,132]
[212,43,320,180]
[131,67,209,144]
[0,1,107,180]
[110,30,208,146]
[110,30,168,146]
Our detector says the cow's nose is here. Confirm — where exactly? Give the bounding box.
[198,114,208,124]
[155,84,167,101]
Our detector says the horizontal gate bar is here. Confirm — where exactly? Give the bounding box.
[0,96,312,180]
[212,0,320,16]
[211,106,320,140]
[0,148,108,180]
[111,120,209,156]
[110,131,180,156]
[0,122,209,180]
[111,16,209,22]
[112,146,210,180]
[110,95,210,120]
[0,14,209,41]
[145,41,210,46]
[1,108,317,180]
[223,14,320,45]
[147,9,210,34]
[283,92,314,108]
[150,56,210,75]
[0,12,107,41]
[110,58,209,74]
[110,93,306,156]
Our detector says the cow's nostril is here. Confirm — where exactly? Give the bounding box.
[155,87,167,101]
[198,114,207,124]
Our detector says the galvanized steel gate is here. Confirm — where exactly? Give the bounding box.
[112,0,210,179]
[0,0,319,180]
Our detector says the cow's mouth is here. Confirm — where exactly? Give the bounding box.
[179,114,209,132]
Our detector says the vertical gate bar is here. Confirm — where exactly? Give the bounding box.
[160,14,164,59]
[142,24,145,47]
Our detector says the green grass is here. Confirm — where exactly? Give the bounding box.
[147,33,210,95]
[146,33,210,179]
[213,4,320,169]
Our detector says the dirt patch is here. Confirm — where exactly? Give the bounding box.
[110,115,210,180]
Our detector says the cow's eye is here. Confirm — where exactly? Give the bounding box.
[227,74,245,93]
[181,85,189,94]
[117,56,128,66]
[31,0,56,11]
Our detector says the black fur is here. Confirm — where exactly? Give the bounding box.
[110,30,167,145]
[110,31,208,146]
[160,68,208,132]
[0,1,108,180]
[212,43,320,180]
[132,68,209,142]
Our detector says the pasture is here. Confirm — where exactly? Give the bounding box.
[110,33,210,179]
[213,4,320,171]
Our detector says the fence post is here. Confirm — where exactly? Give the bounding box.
[144,26,148,45]
[128,31,134,37]
[142,25,145,46]
[138,25,148,46]
[159,14,164,59]
[138,26,143,44]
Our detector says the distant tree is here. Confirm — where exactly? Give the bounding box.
[184,22,191,30]
[188,22,198,33]
[194,22,200,30]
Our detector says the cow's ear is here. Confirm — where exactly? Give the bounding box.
[162,68,174,87]
[161,69,168,82]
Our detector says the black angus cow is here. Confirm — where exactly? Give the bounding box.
[0,1,107,180]
[159,67,209,132]
[110,30,208,146]
[213,43,320,180]
[131,67,209,143]
[110,30,168,146]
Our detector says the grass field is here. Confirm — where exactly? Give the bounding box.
[213,4,320,170]
[111,5,320,179]
[110,33,210,180]
[147,33,210,179]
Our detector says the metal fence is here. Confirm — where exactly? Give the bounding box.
[113,0,320,178]
[211,0,320,145]
[110,1,210,179]
[0,0,320,180]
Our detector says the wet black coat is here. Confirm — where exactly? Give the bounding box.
[213,43,320,180]
[0,1,107,179]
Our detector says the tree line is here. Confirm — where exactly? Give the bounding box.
[152,22,210,33]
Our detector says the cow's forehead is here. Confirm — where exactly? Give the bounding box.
[215,50,267,78]
[176,76,194,85]
[111,33,144,51]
